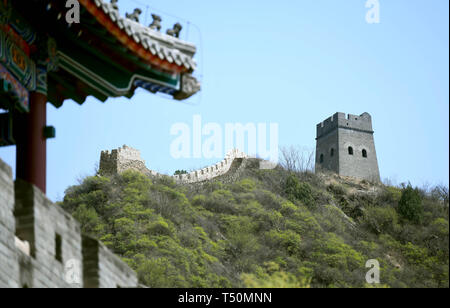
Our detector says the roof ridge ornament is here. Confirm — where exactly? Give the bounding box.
[166,23,182,38]
[149,14,162,31]
[125,8,142,23]
[110,0,119,11]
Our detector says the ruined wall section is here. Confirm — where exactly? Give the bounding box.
[100,145,151,176]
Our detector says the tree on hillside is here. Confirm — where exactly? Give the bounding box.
[398,184,423,224]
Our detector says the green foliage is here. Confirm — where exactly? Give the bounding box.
[242,262,311,288]
[61,168,449,288]
[398,184,423,223]
[174,170,188,175]
[364,206,399,234]
[284,174,315,208]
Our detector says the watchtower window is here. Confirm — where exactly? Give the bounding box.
[348,147,353,155]
[55,233,62,263]
[319,154,324,164]
[362,149,368,158]
[330,148,335,157]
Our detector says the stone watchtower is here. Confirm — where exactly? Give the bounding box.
[99,145,149,176]
[315,112,380,182]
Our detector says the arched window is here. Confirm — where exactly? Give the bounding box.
[348,147,353,155]
[330,148,335,157]
[362,149,368,158]
[320,154,324,164]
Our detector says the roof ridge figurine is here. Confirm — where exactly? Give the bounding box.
[149,14,162,31]
[110,0,118,11]
[125,8,142,23]
[167,23,182,38]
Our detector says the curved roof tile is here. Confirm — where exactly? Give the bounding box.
[89,0,196,72]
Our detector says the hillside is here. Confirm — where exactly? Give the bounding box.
[60,159,449,288]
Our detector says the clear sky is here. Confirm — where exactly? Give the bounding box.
[0,0,448,201]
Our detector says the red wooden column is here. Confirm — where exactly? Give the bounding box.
[15,92,47,193]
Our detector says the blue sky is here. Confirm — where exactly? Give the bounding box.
[1,0,448,201]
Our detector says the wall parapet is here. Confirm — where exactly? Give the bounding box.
[173,149,248,184]
[0,158,139,288]
[99,146,249,184]
[317,112,373,139]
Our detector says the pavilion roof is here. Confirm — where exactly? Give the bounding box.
[1,0,201,111]
[83,0,197,73]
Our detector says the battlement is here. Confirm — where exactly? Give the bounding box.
[317,112,373,139]
[100,145,143,163]
[0,158,138,288]
[173,149,248,184]
[99,146,249,184]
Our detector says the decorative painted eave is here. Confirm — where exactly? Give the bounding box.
[80,0,197,74]
[2,0,201,108]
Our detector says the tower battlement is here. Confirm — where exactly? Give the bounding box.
[317,112,373,139]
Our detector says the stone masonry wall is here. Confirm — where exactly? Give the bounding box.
[0,158,139,288]
[315,129,339,174]
[100,145,151,176]
[0,159,19,287]
[83,236,138,288]
[338,128,380,181]
[15,179,83,287]
[99,146,249,184]
[173,149,248,184]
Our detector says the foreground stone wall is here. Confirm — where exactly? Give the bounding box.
[0,158,139,288]
[0,159,19,287]
[83,236,138,288]
[15,179,83,287]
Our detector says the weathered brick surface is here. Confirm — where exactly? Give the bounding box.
[0,158,139,288]
[0,158,19,288]
[82,235,138,288]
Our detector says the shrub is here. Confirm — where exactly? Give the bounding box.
[174,170,188,175]
[397,184,423,224]
[364,206,399,234]
[284,174,315,208]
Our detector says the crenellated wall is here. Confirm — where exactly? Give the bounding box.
[0,158,139,288]
[316,112,373,140]
[173,149,248,184]
[82,236,138,288]
[99,146,249,184]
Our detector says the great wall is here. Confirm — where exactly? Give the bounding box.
[0,112,380,288]
[99,146,259,183]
